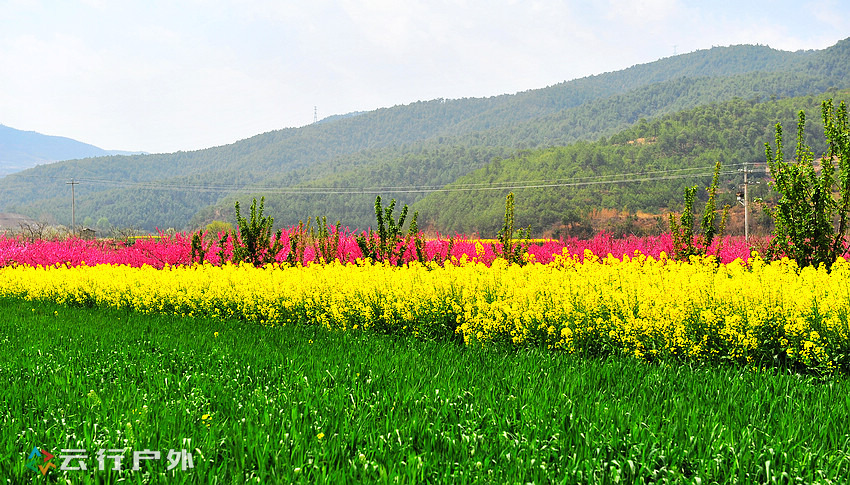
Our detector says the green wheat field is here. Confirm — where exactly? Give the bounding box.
[2,298,850,484]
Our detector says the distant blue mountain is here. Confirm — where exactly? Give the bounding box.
[0,124,143,176]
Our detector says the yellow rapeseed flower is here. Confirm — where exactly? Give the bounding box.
[1,253,847,372]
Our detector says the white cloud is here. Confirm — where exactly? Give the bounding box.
[0,0,848,153]
[605,0,681,25]
[807,0,845,29]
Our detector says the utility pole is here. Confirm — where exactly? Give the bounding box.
[313,106,318,124]
[737,164,751,242]
[67,178,79,235]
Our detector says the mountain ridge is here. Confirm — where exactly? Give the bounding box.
[1,38,848,233]
[0,124,144,176]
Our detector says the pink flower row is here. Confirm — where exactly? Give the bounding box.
[0,229,765,268]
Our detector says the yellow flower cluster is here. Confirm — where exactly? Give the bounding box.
[2,251,849,372]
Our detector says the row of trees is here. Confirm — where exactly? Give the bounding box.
[213,96,850,273]
[664,98,850,270]
[14,100,850,272]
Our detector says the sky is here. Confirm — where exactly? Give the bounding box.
[0,0,848,154]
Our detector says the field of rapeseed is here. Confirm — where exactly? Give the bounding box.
[1,247,849,374]
[4,227,850,483]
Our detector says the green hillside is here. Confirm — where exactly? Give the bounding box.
[415,91,843,237]
[0,39,847,231]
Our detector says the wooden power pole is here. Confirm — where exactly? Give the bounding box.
[67,178,79,235]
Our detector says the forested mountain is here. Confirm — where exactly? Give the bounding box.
[415,91,842,236]
[0,125,140,177]
[1,38,848,232]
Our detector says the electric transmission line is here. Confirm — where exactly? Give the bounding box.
[3,163,751,196]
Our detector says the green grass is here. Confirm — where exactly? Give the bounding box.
[2,298,850,484]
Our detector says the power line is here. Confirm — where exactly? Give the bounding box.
[0,164,753,196]
[0,167,740,196]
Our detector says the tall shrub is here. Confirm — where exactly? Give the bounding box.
[356,196,419,265]
[495,192,530,265]
[765,99,850,269]
[668,162,729,260]
[231,197,284,267]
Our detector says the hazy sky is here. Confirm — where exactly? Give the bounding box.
[1,0,847,154]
